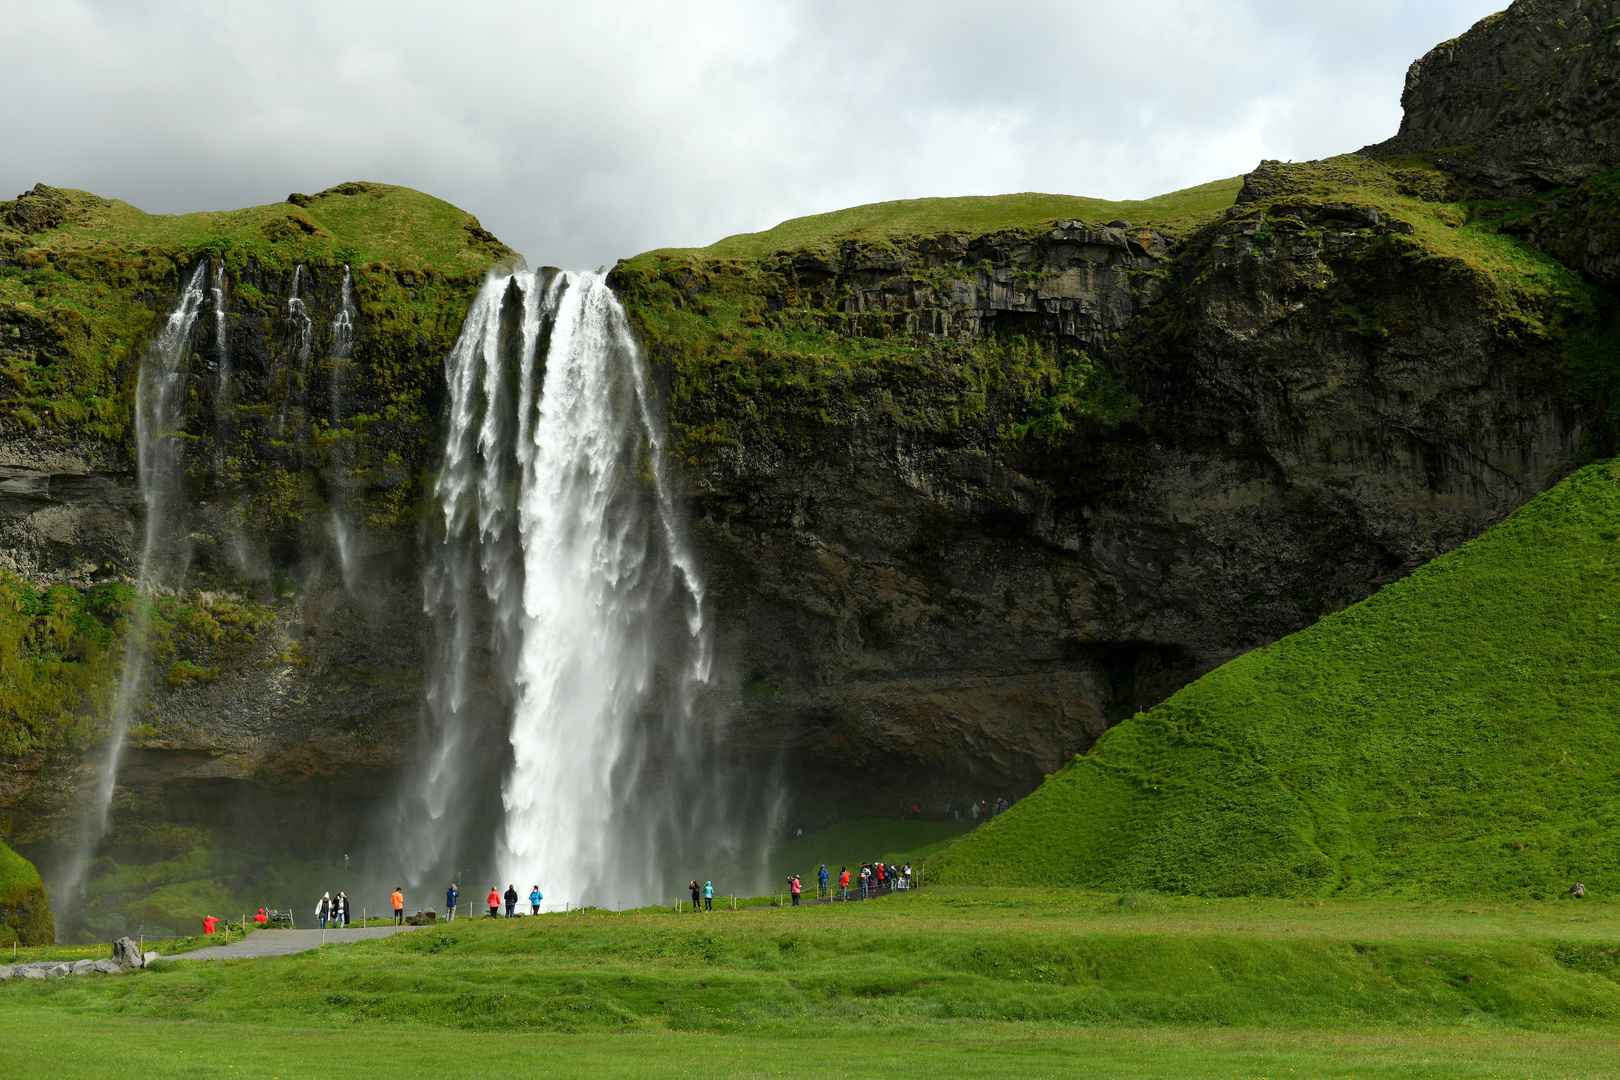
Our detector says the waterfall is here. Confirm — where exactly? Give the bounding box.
[401,269,722,906]
[54,262,209,916]
[328,265,360,587]
[280,265,313,436]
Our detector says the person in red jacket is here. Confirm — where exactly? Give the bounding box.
[790,874,802,906]
[487,886,501,918]
[838,867,850,900]
[202,915,219,935]
[252,908,268,924]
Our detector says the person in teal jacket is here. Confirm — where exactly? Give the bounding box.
[703,881,714,911]
[528,886,543,915]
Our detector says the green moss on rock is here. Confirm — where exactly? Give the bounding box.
[0,837,53,944]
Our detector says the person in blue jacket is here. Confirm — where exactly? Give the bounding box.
[703,880,714,911]
[529,885,543,915]
[446,882,459,922]
[818,864,829,899]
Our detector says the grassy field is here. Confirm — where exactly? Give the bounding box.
[930,459,1620,898]
[7,888,1620,1077]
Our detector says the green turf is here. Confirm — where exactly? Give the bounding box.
[7,1016,1619,1079]
[8,888,1620,1078]
[929,460,1620,898]
[0,837,52,944]
[644,177,1244,261]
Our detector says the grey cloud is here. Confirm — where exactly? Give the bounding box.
[2,0,1500,268]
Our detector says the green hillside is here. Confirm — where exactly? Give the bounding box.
[646,176,1243,261]
[929,460,1620,898]
[0,836,53,944]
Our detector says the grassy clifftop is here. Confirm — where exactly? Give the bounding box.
[928,460,1620,898]
[647,176,1244,261]
[0,180,514,440]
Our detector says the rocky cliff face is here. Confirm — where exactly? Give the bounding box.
[1365,0,1620,192]
[1,6,1617,938]
[0,183,506,927]
[616,152,1602,807]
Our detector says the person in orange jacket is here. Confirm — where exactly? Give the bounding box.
[838,866,851,900]
[391,886,405,926]
[487,886,501,918]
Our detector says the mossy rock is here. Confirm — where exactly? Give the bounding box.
[0,838,54,944]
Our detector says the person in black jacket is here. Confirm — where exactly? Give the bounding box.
[503,884,518,917]
[333,892,349,928]
[317,892,331,929]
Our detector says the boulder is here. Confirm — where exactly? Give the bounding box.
[0,964,13,979]
[111,936,144,971]
[92,958,122,975]
[70,959,95,975]
[18,966,46,979]
[142,951,160,966]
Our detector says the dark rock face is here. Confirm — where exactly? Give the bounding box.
[1364,0,1620,191]
[673,196,1586,806]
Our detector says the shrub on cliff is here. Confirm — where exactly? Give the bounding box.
[929,459,1620,898]
[0,837,53,944]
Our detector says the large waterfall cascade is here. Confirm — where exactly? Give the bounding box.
[402,269,741,907]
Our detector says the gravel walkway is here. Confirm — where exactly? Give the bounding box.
[168,924,426,961]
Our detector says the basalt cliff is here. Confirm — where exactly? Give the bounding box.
[1,0,1617,940]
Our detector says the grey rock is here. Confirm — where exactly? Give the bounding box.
[1363,0,1620,191]
[70,959,95,975]
[142,951,161,967]
[93,958,122,975]
[0,965,13,979]
[18,966,46,980]
[111,936,144,970]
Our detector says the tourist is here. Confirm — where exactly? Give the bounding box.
[970,800,980,821]
[875,862,886,892]
[818,864,829,898]
[335,891,349,928]
[317,892,331,929]
[839,866,850,900]
[790,874,802,906]
[486,886,500,918]
[529,885,542,915]
[446,883,459,922]
[203,914,219,935]
[253,908,268,925]
[859,864,871,899]
[391,886,405,926]
[503,884,518,917]
[704,880,714,910]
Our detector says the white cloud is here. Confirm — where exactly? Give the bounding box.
[0,0,1501,267]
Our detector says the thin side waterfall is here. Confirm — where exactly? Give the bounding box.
[328,265,361,587]
[54,262,209,917]
[281,265,313,435]
[400,269,729,906]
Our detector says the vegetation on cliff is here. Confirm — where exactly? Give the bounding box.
[928,460,1620,897]
[0,570,277,756]
[0,180,512,441]
[0,836,52,943]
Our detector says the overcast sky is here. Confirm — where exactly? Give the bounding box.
[4,0,1499,268]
